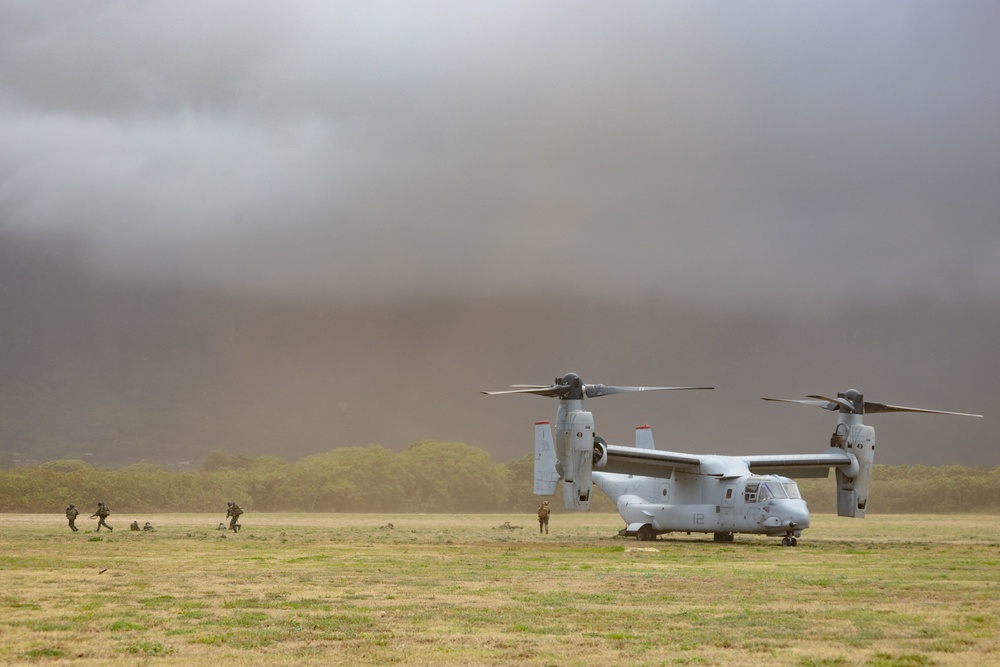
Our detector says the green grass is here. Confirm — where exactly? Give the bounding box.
[0,512,998,665]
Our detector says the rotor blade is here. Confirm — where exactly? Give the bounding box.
[864,402,983,417]
[762,397,841,411]
[481,385,568,397]
[586,385,713,398]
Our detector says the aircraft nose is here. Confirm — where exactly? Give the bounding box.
[785,504,810,529]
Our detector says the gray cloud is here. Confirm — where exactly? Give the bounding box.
[0,3,996,467]
[3,3,999,307]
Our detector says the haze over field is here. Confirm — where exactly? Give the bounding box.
[1,2,997,467]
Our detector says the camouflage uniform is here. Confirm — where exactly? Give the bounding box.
[225,501,243,532]
[91,502,113,532]
[65,504,79,532]
[130,521,140,531]
[143,522,154,531]
[537,501,551,534]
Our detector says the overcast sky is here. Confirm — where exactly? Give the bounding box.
[2,1,998,309]
[0,3,997,470]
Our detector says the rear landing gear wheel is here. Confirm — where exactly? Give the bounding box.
[636,524,655,542]
[713,532,734,543]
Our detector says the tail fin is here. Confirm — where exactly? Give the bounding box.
[534,421,559,495]
[635,424,655,450]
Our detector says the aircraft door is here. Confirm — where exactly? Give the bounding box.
[720,483,737,529]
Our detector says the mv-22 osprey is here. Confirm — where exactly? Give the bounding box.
[485,373,981,546]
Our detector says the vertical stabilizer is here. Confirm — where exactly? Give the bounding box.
[534,421,559,495]
[635,424,655,450]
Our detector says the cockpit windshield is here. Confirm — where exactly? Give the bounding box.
[745,479,802,503]
[758,482,786,501]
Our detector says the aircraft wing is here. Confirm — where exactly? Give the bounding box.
[602,444,702,477]
[741,449,854,479]
[601,445,855,480]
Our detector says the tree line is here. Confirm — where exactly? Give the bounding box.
[1,442,998,514]
[796,465,1000,515]
[0,442,533,514]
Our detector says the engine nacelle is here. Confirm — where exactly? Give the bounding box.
[835,423,875,517]
[558,410,595,511]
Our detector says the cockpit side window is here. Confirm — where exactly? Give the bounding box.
[744,482,759,504]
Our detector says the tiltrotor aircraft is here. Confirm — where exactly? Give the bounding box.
[485,373,981,546]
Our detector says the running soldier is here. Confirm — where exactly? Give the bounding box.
[537,500,551,534]
[225,501,243,533]
[65,504,79,532]
[90,502,113,532]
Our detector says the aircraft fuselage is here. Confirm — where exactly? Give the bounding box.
[593,465,810,540]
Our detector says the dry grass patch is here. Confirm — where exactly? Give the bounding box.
[0,513,998,665]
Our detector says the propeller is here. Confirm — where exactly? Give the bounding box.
[763,389,982,418]
[483,372,713,400]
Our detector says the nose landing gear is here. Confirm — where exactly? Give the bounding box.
[780,535,798,547]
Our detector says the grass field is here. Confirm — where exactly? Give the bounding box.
[0,512,998,666]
